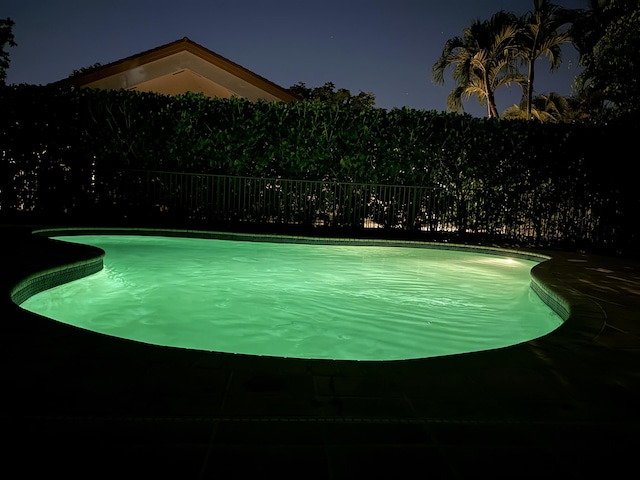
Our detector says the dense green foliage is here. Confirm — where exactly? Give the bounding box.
[1,85,637,250]
[0,84,632,182]
[0,85,599,182]
[289,81,376,111]
[571,0,640,118]
[68,62,104,79]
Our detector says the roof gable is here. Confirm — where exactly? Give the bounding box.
[58,37,299,103]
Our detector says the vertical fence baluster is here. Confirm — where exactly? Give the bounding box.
[115,170,619,248]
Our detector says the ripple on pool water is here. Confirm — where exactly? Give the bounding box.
[20,235,563,360]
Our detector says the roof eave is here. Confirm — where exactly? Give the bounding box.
[53,37,301,103]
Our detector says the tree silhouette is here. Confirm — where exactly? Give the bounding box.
[571,0,640,117]
[289,81,376,110]
[0,17,17,85]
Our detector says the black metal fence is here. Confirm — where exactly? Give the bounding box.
[2,167,636,252]
[118,170,622,249]
[121,170,456,232]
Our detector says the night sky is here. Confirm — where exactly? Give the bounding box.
[3,0,587,117]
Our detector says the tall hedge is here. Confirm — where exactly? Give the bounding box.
[0,84,637,250]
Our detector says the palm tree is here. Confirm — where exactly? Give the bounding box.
[503,92,587,122]
[432,11,524,118]
[518,0,573,119]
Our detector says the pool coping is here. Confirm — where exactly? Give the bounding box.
[10,252,105,306]
[33,226,553,261]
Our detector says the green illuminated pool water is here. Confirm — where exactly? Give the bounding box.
[21,235,562,360]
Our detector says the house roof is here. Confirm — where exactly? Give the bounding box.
[56,37,300,103]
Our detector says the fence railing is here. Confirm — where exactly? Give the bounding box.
[116,170,630,249]
[121,170,457,232]
[2,167,634,251]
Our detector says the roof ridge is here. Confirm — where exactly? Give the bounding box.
[51,37,300,102]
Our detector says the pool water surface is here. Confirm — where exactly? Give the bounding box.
[21,235,562,360]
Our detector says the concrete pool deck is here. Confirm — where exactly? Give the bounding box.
[1,225,639,479]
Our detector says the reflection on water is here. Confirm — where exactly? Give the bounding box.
[22,235,562,360]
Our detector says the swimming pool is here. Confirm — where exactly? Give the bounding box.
[21,234,562,360]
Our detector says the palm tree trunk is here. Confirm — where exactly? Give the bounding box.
[487,91,499,118]
[527,57,536,119]
[484,72,500,118]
